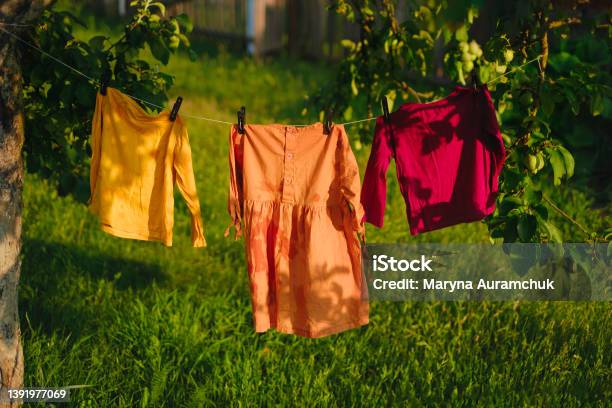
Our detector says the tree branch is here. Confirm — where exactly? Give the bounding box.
[548,17,581,30]
[542,194,592,237]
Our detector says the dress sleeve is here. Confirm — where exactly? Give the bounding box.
[360,116,394,228]
[88,92,104,205]
[173,120,206,248]
[481,86,506,193]
[225,125,244,240]
[337,127,366,241]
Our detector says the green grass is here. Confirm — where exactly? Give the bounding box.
[20,17,611,408]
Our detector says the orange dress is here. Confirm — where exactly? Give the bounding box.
[227,123,369,338]
[89,88,205,247]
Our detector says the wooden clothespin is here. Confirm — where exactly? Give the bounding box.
[169,96,183,121]
[100,70,111,96]
[381,96,390,123]
[471,62,481,91]
[323,108,334,135]
[237,106,246,134]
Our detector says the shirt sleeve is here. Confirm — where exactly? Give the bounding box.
[360,116,394,228]
[225,125,244,240]
[173,120,206,248]
[88,92,104,205]
[337,127,366,241]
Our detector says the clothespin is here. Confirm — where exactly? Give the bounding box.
[471,62,480,91]
[100,70,111,96]
[381,96,390,123]
[323,108,334,135]
[169,96,183,121]
[237,106,246,134]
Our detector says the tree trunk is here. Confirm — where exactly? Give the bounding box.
[0,1,49,405]
[0,30,26,407]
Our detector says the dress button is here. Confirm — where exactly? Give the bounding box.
[286,153,293,160]
[285,177,293,184]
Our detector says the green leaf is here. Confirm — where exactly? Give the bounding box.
[340,39,355,49]
[523,185,542,203]
[147,36,170,65]
[169,19,180,34]
[546,145,574,185]
[533,204,548,221]
[417,30,434,45]
[503,217,518,242]
[517,214,537,242]
[454,25,468,42]
[490,226,504,238]
[455,61,465,85]
[499,196,523,215]
[168,35,180,50]
[478,64,490,83]
[557,145,574,179]
[564,88,580,115]
[150,2,166,15]
[540,93,555,117]
[343,106,353,121]
[127,27,145,47]
[177,33,190,47]
[385,90,396,111]
[548,148,566,186]
[502,168,524,191]
[175,13,193,33]
[590,92,603,116]
[351,78,358,96]
[88,35,107,49]
[543,221,563,243]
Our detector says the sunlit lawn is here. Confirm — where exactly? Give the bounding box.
[19,15,611,407]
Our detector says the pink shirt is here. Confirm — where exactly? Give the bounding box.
[361,85,505,235]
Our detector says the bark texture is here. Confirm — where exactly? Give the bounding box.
[0,1,49,405]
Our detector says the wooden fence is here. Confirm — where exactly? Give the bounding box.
[94,0,359,58]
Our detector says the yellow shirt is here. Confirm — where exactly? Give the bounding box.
[89,88,206,247]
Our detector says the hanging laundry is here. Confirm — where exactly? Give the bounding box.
[89,88,206,247]
[361,85,506,234]
[227,123,368,338]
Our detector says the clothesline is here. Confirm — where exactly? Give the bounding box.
[0,22,34,27]
[0,24,541,127]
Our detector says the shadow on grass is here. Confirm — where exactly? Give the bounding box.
[20,238,166,336]
[22,238,167,288]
